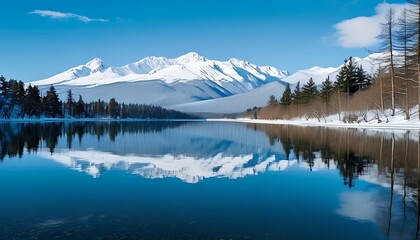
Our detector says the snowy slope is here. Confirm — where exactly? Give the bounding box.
[172,81,287,113]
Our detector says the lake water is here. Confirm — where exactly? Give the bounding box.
[0,121,419,240]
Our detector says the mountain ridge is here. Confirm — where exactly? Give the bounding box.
[30,52,379,114]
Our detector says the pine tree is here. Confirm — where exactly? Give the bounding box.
[108,98,119,118]
[334,57,359,95]
[292,81,302,104]
[355,65,372,90]
[267,95,278,107]
[121,103,128,119]
[66,89,74,117]
[302,77,319,102]
[0,76,7,115]
[43,85,62,118]
[280,84,292,105]
[320,76,334,100]
[24,84,42,118]
[7,80,22,118]
[0,76,9,99]
[75,95,85,118]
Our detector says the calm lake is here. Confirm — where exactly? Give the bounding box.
[0,121,419,240]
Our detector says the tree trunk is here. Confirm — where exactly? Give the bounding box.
[389,10,396,116]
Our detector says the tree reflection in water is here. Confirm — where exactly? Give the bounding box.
[0,121,186,160]
[252,123,420,238]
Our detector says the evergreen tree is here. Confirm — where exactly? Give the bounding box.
[320,76,334,100]
[302,77,319,102]
[0,76,7,114]
[292,81,302,104]
[7,80,22,118]
[66,89,74,117]
[0,76,9,99]
[334,57,359,95]
[355,65,372,90]
[267,95,278,107]
[24,84,42,117]
[280,84,292,105]
[43,85,62,118]
[75,95,85,118]
[94,99,106,117]
[121,103,128,119]
[108,98,119,118]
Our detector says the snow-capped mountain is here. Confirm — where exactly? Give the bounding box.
[31,52,289,109]
[31,52,380,114]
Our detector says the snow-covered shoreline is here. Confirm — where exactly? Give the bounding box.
[1,115,420,131]
[208,118,420,131]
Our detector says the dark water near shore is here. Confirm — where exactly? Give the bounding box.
[0,121,419,240]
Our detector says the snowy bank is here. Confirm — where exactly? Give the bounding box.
[209,109,420,131]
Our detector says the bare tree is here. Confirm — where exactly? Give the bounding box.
[378,8,397,116]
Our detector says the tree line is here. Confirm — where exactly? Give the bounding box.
[0,76,196,119]
[264,57,372,121]
[269,59,371,106]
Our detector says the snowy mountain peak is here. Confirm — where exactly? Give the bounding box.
[177,52,206,63]
[86,57,103,66]
[85,58,109,73]
[229,58,245,65]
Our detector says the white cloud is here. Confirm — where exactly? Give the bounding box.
[333,3,408,48]
[29,9,109,23]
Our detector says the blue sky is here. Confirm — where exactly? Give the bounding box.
[0,0,407,82]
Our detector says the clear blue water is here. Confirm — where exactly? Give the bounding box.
[0,121,418,240]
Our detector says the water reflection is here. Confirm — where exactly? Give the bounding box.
[0,121,419,239]
[0,122,419,188]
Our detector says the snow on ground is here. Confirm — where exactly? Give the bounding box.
[210,108,420,131]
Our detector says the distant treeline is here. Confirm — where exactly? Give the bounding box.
[0,76,196,119]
